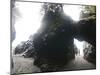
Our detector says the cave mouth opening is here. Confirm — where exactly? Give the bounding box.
[74,38,93,57]
[74,38,84,56]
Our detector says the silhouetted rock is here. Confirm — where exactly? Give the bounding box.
[75,18,96,47]
[33,3,75,69]
[83,44,96,64]
[75,17,96,65]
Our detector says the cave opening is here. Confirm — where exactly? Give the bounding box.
[74,38,84,56]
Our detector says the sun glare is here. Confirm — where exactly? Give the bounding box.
[12,2,43,47]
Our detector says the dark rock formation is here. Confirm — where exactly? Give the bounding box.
[75,18,96,48]
[33,4,76,70]
[75,17,96,65]
[14,40,34,55]
[83,43,96,64]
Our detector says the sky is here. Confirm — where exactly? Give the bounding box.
[63,5,82,21]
